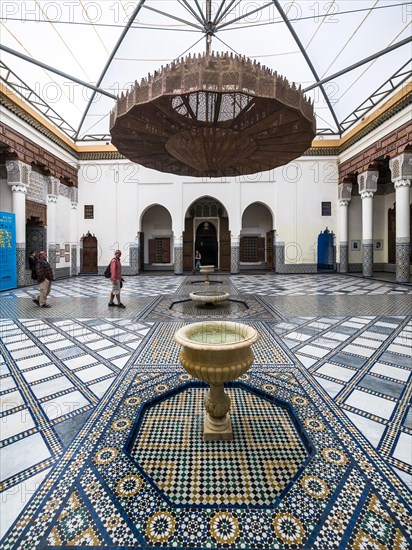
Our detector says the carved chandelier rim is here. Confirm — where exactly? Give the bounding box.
[110,51,316,178]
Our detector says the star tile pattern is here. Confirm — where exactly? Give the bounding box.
[0,273,411,548]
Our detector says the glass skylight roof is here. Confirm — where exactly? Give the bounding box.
[1,0,411,142]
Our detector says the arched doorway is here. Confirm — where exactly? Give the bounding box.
[140,205,173,271]
[81,232,98,273]
[183,197,230,272]
[26,200,47,261]
[240,202,274,270]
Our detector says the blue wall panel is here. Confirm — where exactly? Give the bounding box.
[0,212,17,291]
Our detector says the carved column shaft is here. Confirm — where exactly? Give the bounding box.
[390,154,411,283]
[230,235,240,274]
[338,182,352,273]
[358,171,378,278]
[174,235,183,274]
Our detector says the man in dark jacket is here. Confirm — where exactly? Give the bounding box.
[34,251,54,308]
[28,250,38,281]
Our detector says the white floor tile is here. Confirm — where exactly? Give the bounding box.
[75,365,113,383]
[22,364,61,383]
[314,376,343,397]
[0,390,25,412]
[63,355,97,370]
[16,356,51,370]
[41,390,90,420]
[31,377,74,399]
[316,363,357,382]
[370,363,411,382]
[0,467,51,540]
[0,433,51,481]
[0,409,36,440]
[344,410,386,447]
[341,344,375,358]
[392,432,412,466]
[345,389,396,420]
[297,345,329,358]
[89,376,116,398]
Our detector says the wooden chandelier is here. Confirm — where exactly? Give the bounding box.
[110,53,316,178]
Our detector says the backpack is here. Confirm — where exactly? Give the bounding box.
[104,263,111,278]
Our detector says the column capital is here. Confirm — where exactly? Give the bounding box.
[358,170,378,195]
[70,202,78,210]
[338,199,350,207]
[389,152,412,183]
[10,184,27,194]
[360,191,375,199]
[47,194,58,204]
[5,159,31,189]
[394,178,411,189]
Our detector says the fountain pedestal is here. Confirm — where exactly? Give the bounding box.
[199,265,214,284]
[174,321,259,441]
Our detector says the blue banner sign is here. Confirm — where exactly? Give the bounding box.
[0,212,17,291]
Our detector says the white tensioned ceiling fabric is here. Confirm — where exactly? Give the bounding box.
[0,0,411,141]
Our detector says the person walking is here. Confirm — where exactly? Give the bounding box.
[28,250,38,282]
[195,249,201,271]
[108,249,126,308]
[34,251,54,308]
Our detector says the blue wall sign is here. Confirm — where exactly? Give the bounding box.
[0,212,17,291]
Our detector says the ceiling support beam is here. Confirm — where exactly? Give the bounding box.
[304,37,412,92]
[0,44,117,100]
[272,0,342,134]
[74,0,147,140]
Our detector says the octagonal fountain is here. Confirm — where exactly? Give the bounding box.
[174,321,259,441]
[190,290,229,307]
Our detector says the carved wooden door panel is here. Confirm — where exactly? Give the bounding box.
[220,217,230,271]
[183,217,194,271]
[266,230,274,270]
[388,205,396,264]
[82,233,97,273]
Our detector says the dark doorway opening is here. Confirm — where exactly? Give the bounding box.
[196,222,218,267]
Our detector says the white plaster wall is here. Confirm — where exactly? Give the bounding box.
[348,197,362,263]
[56,194,71,267]
[78,156,339,267]
[78,160,139,266]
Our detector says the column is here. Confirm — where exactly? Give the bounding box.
[230,235,240,274]
[338,181,352,273]
[274,241,285,273]
[6,160,30,286]
[174,235,183,274]
[358,170,378,277]
[47,176,60,274]
[69,187,79,276]
[390,154,411,283]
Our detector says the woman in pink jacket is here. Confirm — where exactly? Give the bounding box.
[108,249,126,308]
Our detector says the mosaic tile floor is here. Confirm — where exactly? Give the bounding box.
[0,273,411,548]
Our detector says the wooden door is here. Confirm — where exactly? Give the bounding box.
[220,217,231,271]
[139,232,144,271]
[183,217,194,271]
[266,230,274,270]
[82,233,97,273]
[388,205,395,263]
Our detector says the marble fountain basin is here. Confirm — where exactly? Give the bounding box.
[174,321,259,440]
[190,290,229,306]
